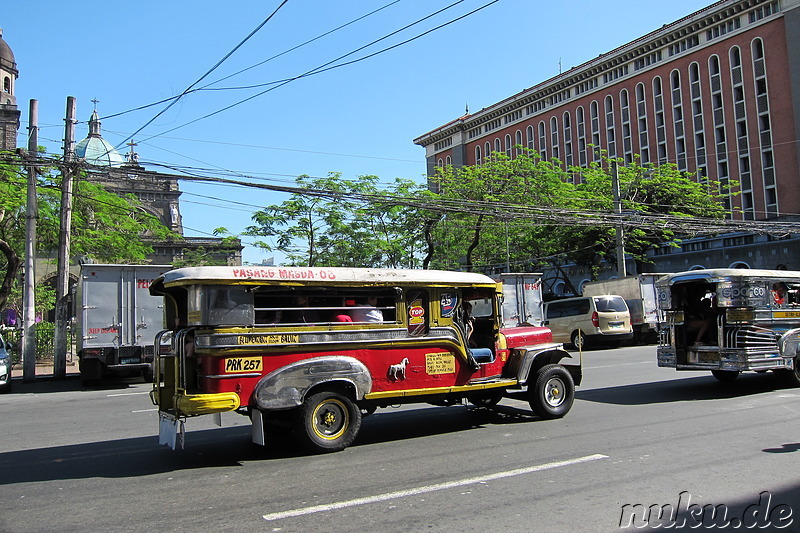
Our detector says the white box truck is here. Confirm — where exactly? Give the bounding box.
[581,274,666,343]
[76,264,169,385]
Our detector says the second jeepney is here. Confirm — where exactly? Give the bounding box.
[149,266,581,452]
[656,268,800,384]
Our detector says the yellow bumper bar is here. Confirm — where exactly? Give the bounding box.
[175,392,241,416]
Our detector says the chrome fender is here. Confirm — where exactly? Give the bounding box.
[514,343,579,385]
[779,328,800,359]
[253,356,372,410]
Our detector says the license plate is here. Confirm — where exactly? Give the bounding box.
[224,357,263,373]
[120,357,140,365]
[608,322,623,329]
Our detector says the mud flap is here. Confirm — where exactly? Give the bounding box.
[158,413,184,450]
[251,409,266,446]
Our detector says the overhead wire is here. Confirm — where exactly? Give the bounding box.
[114,0,291,150]
[137,0,500,143]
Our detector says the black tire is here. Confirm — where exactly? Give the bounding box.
[711,369,739,382]
[80,358,102,387]
[571,330,587,350]
[469,391,503,408]
[528,364,575,419]
[777,356,800,387]
[0,381,10,394]
[295,391,362,453]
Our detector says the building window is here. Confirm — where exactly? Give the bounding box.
[620,89,633,164]
[709,55,731,216]
[550,116,560,161]
[670,69,687,170]
[749,1,779,23]
[752,38,776,217]
[526,125,535,151]
[590,100,601,161]
[653,76,668,164]
[538,121,547,160]
[494,138,502,154]
[730,45,754,219]
[505,134,513,158]
[475,145,482,166]
[689,62,707,182]
[577,106,587,166]
[485,141,492,161]
[515,130,523,157]
[604,95,616,158]
[635,83,650,164]
[563,112,573,167]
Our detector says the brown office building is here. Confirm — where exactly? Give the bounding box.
[415,0,800,278]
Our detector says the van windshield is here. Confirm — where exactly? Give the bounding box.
[594,296,627,312]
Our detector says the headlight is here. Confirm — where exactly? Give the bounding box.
[0,360,8,375]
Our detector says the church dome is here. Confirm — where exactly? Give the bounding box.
[0,28,19,106]
[75,110,125,167]
[0,29,16,71]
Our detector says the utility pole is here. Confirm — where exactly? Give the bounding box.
[22,100,38,382]
[612,160,627,278]
[53,96,77,379]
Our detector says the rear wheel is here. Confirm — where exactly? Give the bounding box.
[80,358,102,387]
[528,364,574,419]
[711,369,739,382]
[570,330,587,350]
[295,391,362,453]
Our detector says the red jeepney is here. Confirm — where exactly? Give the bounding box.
[149,266,581,452]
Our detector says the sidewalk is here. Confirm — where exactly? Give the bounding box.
[11,360,80,379]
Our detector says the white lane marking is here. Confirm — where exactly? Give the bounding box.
[132,408,158,413]
[262,453,608,521]
[586,361,652,370]
[107,392,151,397]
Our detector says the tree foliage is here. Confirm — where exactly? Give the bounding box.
[244,174,429,268]
[0,157,176,310]
[240,150,732,278]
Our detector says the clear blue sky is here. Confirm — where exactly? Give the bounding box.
[3,0,711,264]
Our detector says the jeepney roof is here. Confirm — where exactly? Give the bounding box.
[657,268,800,286]
[155,266,498,288]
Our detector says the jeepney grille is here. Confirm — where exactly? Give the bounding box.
[725,326,777,350]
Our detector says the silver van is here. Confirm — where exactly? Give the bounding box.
[543,295,633,349]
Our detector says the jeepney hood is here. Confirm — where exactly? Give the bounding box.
[501,325,553,348]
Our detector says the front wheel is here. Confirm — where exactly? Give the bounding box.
[528,364,575,419]
[571,330,587,350]
[711,369,739,382]
[776,356,800,387]
[295,391,362,453]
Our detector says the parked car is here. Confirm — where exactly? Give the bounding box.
[0,333,13,393]
[543,295,633,349]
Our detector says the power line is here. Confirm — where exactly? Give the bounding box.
[138,0,501,143]
[115,0,291,150]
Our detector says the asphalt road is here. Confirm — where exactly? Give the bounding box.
[1,345,799,532]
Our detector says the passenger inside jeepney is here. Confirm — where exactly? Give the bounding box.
[772,282,788,306]
[283,295,321,324]
[677,284,716,345]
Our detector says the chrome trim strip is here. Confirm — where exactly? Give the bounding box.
[205,373,263,379]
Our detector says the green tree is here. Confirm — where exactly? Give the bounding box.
[569,156,731,273]
[0,157,176,310]
[244,174,428,268]
[427,150,579,272]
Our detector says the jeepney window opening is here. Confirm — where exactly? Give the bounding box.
[463,290,498,351]
[671,282,718,346]
[250,286,398,326]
